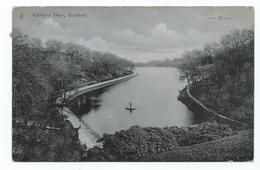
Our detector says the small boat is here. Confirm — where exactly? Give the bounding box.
[125,102,136,111]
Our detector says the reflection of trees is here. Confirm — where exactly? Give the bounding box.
[68,87,110,117]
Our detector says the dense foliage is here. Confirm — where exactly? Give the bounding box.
[143,129,253,161]
[135,58,175,67]
[12,29,134,161]
[85,122,234,161]
[12,27,254,161]
[176,28,254,127]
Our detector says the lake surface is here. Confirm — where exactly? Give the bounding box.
[69,67,197,139]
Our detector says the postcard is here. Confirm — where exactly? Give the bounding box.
[12,7,254,162]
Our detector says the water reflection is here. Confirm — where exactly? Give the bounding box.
[69,67,198,135]
[69,88,108,116]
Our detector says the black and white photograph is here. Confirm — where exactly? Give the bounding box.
[11,6,254,162]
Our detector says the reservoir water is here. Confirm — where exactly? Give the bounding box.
[69,67,195,145]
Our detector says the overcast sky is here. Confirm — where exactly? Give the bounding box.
[13,7,254,62]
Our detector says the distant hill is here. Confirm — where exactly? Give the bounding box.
[135,58,188,68]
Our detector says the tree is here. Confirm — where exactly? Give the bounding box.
[28,38,43,49]
[12,29,47,125]
[45,39,64,52]
[12,28,135,161]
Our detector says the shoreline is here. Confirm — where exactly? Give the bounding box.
[60,72,138,147]
[61,71,252,160]
[57,72,137,104]
[61,107,101,148]
[177,85,241,128]
[60,69,251,160]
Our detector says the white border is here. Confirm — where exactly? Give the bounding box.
[0,1,259,170]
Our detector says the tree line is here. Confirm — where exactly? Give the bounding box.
[177,28,253,88]
[12,29,134,161]
[176,28,254,125]
[13,28,134,123]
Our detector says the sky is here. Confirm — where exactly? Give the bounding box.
[13,7,254,62]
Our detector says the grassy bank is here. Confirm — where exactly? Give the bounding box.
[189,77,253,128]
[143,129,253,161]
[82,122,246,161]
[175,28,254,129]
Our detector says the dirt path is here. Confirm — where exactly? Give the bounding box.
[186,86,240,124]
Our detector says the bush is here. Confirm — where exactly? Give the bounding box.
[86,122,234,161]
[178,122,233,146]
